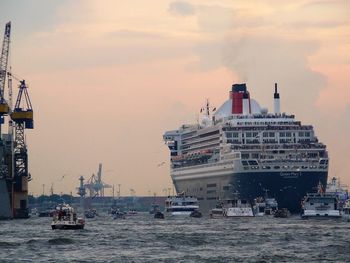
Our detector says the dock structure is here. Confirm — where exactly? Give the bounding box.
[0,22,34,219]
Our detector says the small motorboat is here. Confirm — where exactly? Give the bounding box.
[210,207,223,219]
[113,210,126,219]
[190,210,202,218]
[84,210,95,219]
[274,208,291,218]
[154,211,165,219]
[127,209,138,216]
[51,204,85,230]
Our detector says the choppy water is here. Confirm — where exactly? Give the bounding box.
[0,214,349,262]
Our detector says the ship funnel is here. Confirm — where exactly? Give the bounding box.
[242,91,250,115]
[231,83,247,114]
[274,83,280,115]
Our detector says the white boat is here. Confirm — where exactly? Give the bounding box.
[342,199,350,222]
[51,204,85,230]
[210,199,254,218]
[301,183,341,219]
[210,207,224,219]
[165,195,199,216]
[222,199,254,217]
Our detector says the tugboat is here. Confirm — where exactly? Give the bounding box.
[253,196,278,216]
[51,204,85,230]
[165,194,199,216]
[301,183,341,219]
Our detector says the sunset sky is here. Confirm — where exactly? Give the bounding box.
[0,0,349,196]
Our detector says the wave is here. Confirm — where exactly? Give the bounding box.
[48,237,75,245]
[0,241,20,248]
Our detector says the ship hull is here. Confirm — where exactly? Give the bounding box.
[173,170,328,213]
[51,224,84,230]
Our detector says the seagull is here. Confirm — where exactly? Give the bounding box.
[157,162,166,167]
[58,174,67,181]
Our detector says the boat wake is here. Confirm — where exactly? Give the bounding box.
[47,237,75,245]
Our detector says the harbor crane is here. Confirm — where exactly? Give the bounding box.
[0,22,12,219]
[84,163,112,197]
[9,77,34,218]
[0,22,10,120]
[0,21,34,218]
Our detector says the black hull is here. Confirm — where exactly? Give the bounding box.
[174,170,328,213]
[51,224,84,230]
[230,171,327,213]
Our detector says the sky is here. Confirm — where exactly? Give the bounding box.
[0,0,349,196]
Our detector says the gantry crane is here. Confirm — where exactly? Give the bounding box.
[84,163,112,197]
[10,78,34,218]
[0,22,12,219]
[0,21,34,218]
[0,22,10,119]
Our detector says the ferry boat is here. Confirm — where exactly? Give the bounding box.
[165,195,199,216]
[51,204,85,230]
[164,83,328,213]
[222,199,254,217]
[210,198,254,218]
[301,184,341,219]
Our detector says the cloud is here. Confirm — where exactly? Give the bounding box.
[225,37,326,115]
[196,5,234,33]
[302,0,347,7]
[286,20,346,29]
[108,30,166,40]
[168,1,195,16]
[192,35,327,119]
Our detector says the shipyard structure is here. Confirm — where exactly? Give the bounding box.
[163,83,328,212]
[0,22,34,219]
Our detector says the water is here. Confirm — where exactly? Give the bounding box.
[0,214,349,262]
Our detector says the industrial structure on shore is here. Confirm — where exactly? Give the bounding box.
[77,163,112,210]
[0,22,34,219]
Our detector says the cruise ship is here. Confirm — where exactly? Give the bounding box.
[163,83,328,212]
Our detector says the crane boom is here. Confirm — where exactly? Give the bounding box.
[0,22,11,103]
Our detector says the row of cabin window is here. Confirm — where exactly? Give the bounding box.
[225,131,311,138]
